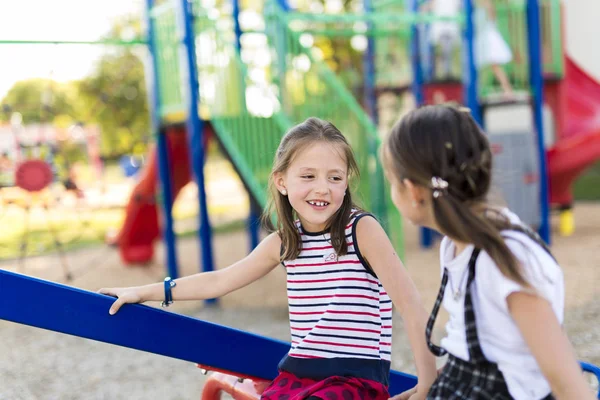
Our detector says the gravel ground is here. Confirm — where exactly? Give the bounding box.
[1,203,599,399]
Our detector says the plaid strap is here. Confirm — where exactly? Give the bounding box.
[503,224,555,261]
[463,248,488,364]
[426,248,485,359]
[425,269,449,356]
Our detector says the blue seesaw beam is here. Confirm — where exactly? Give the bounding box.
[0,270,418,395]
[581,362,600,399]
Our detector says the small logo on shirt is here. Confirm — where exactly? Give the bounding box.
[323,252,338,262]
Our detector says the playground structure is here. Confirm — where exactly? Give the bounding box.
[112,0,600,270]
[408,1,600,243]
[114,0,404,273]
[1,0,600,398]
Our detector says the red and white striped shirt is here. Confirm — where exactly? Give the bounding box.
[278,212,393,384]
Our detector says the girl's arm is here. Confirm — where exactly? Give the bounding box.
[355,217,437,397]
[508,292,595,399]
[99,232,282,315]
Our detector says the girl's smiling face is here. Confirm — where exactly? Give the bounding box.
[275,141,349,232]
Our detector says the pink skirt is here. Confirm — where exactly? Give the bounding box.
[260,371,389,400]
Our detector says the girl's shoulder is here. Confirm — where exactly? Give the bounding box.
[475,229,563,307]
[497,208,554,259]
[347,209,381,234]
[500,230,558,272]
[348,208,376,222]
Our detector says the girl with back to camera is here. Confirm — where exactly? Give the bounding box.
[100,117,437,400]
[383,105,593,400]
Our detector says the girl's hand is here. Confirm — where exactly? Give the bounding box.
[406,391,427,400]
[389,386,427,400]
[98,286,144,315]
[389,365,442,400]
[389,386,416,400]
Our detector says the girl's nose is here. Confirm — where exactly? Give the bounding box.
[314,179,329,194]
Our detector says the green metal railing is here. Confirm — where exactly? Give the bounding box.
[150,3,289,208]
[151,3,185,117]
[194,13,291,208]
[0,39,146,45]
[278,11,463,90]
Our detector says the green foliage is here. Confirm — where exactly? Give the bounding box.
[0,79,76,124]
[0,52,149,160]
[573,162,600,201]
[75,49,149,158]
[1,14,149,160]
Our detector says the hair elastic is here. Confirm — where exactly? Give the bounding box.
[431,176,449,198]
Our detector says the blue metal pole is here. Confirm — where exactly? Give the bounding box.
[526,0,551,244]
[145,0,179,279]
[416,0,434,81]
[273,0,290,112]
[409,0,424,107]
[232,0,242,53]
[426,36,435,82]
[231,0,260,250]
[178,0,217,300]
[364,0,389,232]
[363,0,378,125]
[408,0,434,248]
[276,0,290,12]
[463,0,482,125]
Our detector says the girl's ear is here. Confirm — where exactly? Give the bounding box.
[403,178,428,205]
[273,172,287,195]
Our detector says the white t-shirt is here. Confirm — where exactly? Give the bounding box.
[432,0,461,17]
[438,210,564,400]
[430,0,462,44]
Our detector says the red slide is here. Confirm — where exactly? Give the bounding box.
[114,126,192,265]
[547,56,600,206]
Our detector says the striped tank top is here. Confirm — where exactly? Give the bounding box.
[278,212,393,385]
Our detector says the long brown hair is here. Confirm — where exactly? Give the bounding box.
[263,117,362,261]
[384,105,530,286]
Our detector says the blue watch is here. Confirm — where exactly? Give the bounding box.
[161,277,177,307]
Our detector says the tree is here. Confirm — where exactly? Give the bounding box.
[1,13,150,160]
[0,50,150,160]
[0,79,76,124]
[75,49,149,159]
[75,14,150,159]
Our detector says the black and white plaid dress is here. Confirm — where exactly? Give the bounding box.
[425,243,556,400]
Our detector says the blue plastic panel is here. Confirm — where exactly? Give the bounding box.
[0,270,418,394]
